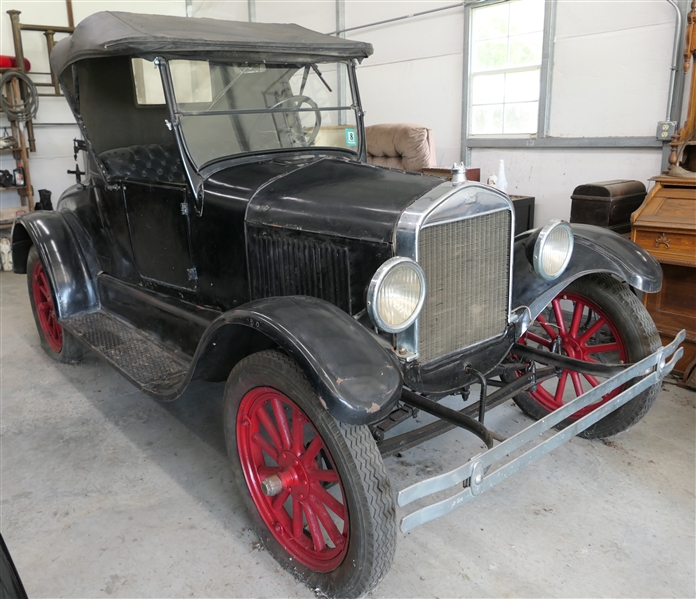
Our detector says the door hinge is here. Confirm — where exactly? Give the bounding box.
[187,267,198,281]
[180,202,189,215]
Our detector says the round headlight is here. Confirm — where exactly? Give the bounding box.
[367,258,426,333]
[533,220,574,280]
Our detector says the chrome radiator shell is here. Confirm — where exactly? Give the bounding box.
[395,182,514,363]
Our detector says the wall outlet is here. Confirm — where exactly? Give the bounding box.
[656,121,676,141]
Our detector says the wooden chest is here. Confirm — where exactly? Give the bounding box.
[571,180,647,235]
[631,176,696,387]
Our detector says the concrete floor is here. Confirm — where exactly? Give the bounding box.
[1,269,694,598]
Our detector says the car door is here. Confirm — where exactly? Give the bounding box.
[124,181,197,291]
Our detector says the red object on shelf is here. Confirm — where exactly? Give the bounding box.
[0,56,31,71]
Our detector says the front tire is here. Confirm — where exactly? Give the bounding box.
[223,350,396,598]
[512,274,661,439]
[26,246,82,363]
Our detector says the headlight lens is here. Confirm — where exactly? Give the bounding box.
[533,220,574,280]
[367,258,426,333]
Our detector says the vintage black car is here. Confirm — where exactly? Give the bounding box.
[11,11,684,598]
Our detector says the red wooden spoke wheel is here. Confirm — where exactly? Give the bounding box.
[31,258,63,353]
[237,387,349,572]
[510,274,661,439]
[226,350,396,597]
[519,291,628,418]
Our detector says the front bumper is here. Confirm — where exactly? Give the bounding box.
[397,330,685,533]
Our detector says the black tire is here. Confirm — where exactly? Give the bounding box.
[511,274,661,439]
[26,246,82,363]
[223,350,396,598]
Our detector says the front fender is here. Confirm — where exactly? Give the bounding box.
[192,296,403,425]
[12,212,98,318]
[512,223,662,328]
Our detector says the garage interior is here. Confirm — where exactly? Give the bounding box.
[1,1,695,598]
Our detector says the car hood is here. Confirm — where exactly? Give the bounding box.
[221,157,442,244]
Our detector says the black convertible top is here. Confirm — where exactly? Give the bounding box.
[50,11,373,77]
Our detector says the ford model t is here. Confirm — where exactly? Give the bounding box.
[12,11,684,598]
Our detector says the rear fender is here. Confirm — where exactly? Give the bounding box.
[12,212,98,317]
[191,296,403,425]
[512,223,662,332]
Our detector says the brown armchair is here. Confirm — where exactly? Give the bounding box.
[365,123,436,172]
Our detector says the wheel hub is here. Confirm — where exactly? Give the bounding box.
[261,451,310,500]
[560,335,583,359]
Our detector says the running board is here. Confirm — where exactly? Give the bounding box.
[397,330,685,533]
[61,310,191,399]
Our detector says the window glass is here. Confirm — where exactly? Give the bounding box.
[132,58,212,105]
[169,61,358,167]
[469,0,545,136]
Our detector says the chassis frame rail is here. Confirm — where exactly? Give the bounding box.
[397,330,685,533]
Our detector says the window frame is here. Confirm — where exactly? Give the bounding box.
[463,0,554,144]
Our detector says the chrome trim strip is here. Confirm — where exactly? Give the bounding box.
[397,330,686,532]
[394,181,515,360]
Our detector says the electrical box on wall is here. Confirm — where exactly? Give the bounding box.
[656,121,676,141]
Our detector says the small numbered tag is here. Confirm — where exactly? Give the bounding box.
[345,128,357,147]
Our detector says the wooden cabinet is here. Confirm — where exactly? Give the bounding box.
[631,177,696,386]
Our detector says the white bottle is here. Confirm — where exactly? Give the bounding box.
[496,159,508,194]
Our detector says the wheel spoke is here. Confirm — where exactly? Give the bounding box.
[292,499,304,540]
[312,482,346,520]
[257,465,281,477]
[308,496,343,546]
[578,316,606,346]
[554,371,569,403]
[552,298,567,335]
[270,397,292,450]
[302,502,326,552]
[569,301,584,338]
[536,314,558,339]
[308,468,339,483]
[291,407,305,456]
[534,383,557,406]
[525,331,552,348]
[570,371,585,396]
[583,373,600,388]
[585,343,620,355]
[251,432,279,461]
[257,407,283,451]
[301,435,323,466]
[271,488,290,512]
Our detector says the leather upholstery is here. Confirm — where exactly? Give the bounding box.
[365,123,436,172]
[99,144,186,184]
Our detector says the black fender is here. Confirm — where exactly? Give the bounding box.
[190,296,403,425]
[11,212,98,317]
[512,223,662,331]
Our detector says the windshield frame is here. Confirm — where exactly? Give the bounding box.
[157,57,365,173]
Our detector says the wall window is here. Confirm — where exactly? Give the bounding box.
[469,0,545,136]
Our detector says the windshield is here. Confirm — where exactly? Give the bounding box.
[166,60,359,168]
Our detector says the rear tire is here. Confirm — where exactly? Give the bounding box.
[26,246,82,363]
[511,274,661,439]
[223,349,396,598]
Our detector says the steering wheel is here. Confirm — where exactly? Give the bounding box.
[267,95,322,147]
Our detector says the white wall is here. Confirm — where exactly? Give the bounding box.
[191,0,680,227]
[3,0,684,228]
[0,0,187,209]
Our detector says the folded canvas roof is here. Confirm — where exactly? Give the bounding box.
[51,11,373,77]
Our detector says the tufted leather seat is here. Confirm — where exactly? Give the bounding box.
[99,144,186,184]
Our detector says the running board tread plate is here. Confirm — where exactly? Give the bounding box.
[61,310,190,398]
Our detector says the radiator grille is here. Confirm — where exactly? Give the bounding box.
[417,210,511,363]
[249,232,351,312]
